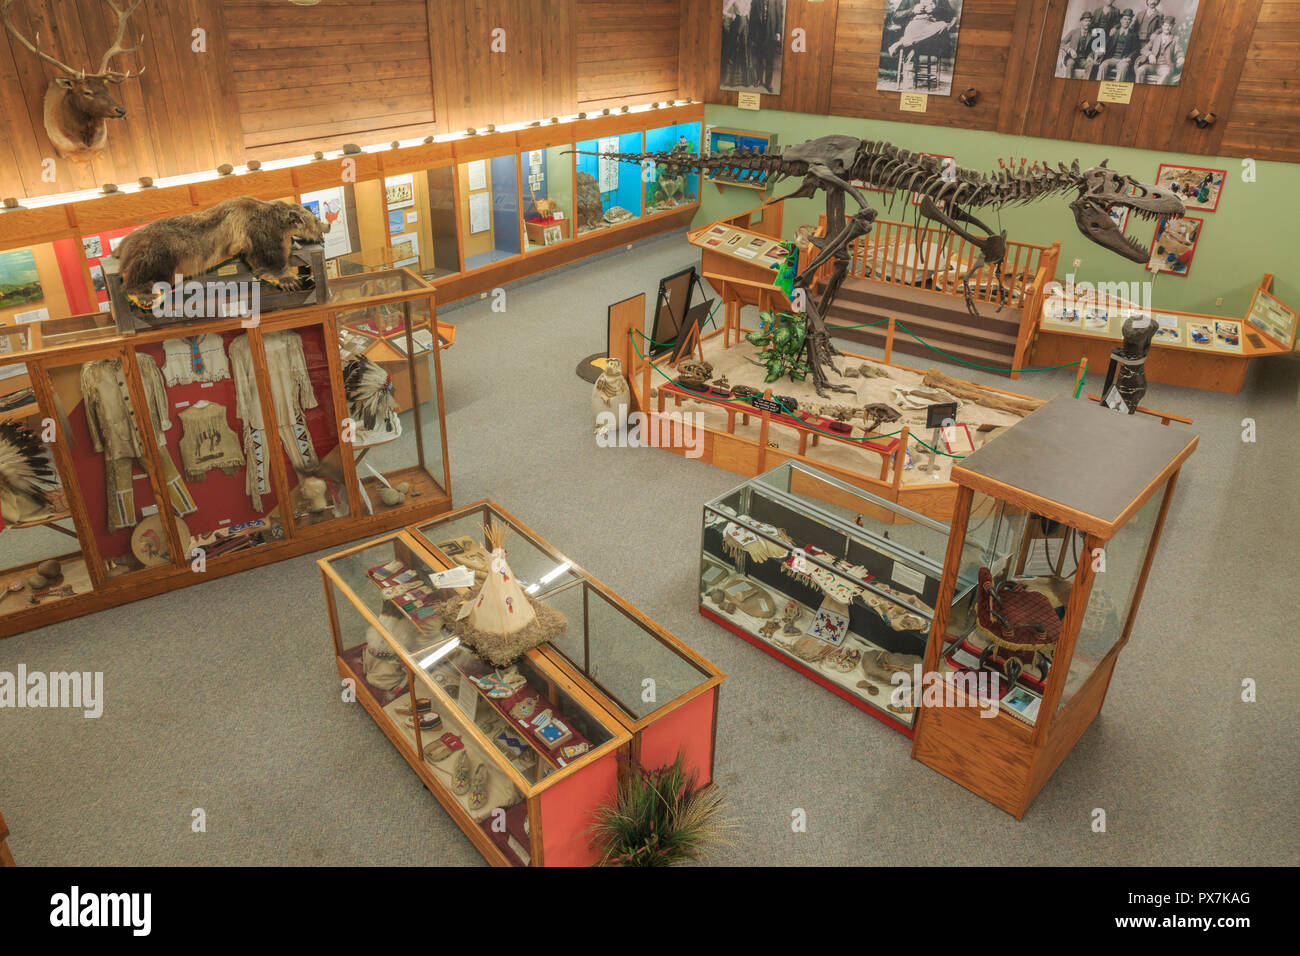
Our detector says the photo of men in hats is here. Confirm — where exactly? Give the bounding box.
[1056,0,1199,85]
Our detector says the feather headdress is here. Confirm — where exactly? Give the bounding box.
[0,420,57,518]
[342,355,397,433]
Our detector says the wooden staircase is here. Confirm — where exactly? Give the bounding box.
[821,277,1022,372]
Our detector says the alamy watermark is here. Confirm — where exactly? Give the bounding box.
[892,664,1002,719]
[1043,273,1153,316]
[0,665,103,718]
[150,275,261,327]
[594,410,705,458]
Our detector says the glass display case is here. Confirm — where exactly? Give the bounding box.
[912,397,1197,817]
[701,461,1003,731]
[0,269,453,639]
[457,154,521,270]
[519,146,574,252]
[321,500,725,866]
[575,131,644,236]
[644,121,701,215]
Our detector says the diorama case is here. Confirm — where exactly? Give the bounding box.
[700,461,1005,732]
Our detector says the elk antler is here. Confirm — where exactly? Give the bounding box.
[97,0,146,81]
[1,0,86,78]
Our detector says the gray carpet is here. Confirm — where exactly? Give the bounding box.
[1,229,1296,866]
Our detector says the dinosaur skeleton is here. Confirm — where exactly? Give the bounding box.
[575,135,1185,396]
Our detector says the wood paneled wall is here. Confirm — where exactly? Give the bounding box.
[0,0,242,197]
[1220,0,1300,161]
[429,0,576,132]
[224,0,435,157]
[577,0,679,110]
[680,0,841,115]
[2,0,1297,202]
[1013,0,1266,156]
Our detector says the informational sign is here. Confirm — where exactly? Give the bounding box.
[1097,81,1133,104]
[466,160,487,191]
[900,92,928,113]
[597,136,620,192]
[1245,287,1298,349]
[737,91,761,111]
[299,186,352,260]
[468,192,491,235]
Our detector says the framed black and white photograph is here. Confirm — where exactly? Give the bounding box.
[1056,0,1200,86]
[719,0,786,95]
[876,0,965,95]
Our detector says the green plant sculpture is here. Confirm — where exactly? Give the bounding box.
[746,309,811,383]
[590,754,733,867]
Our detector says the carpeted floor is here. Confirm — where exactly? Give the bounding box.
[1,229,1296,866]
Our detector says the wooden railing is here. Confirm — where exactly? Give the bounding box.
[812,214,1054,309]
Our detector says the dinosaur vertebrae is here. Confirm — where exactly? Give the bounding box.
[601,143,1087,211]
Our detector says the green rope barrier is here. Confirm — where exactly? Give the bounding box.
[891,320,1081,373]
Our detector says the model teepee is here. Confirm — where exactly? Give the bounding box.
[468,522,536,635]
[437,519,567,666]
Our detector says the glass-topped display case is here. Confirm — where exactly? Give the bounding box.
[701,461,1005,731]
[321,500,726,866]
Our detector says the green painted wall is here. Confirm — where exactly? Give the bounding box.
[697,105,1300,318]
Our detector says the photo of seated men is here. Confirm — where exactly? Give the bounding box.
[1056,0,1198,85]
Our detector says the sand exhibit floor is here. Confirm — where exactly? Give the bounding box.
[648,331,1033,484]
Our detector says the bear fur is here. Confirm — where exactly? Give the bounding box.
[115,197,329,308]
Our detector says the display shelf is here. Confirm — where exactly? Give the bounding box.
[705,127,778,192]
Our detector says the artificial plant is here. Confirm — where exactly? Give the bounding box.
[746,309,811,383]
[590,753,733,867]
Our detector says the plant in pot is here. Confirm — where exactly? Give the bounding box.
[590,753,734,866]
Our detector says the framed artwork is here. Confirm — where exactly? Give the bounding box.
[1153,312,1183,345]
[391,235,419,269]
[385,174,415,209]
[1155,163,1224,212]
[388,209,405,235]
[82,235,103,259]
[720,0,786,96]
[1056,0,1200,86]
[878,0,964,95]
[1185,321,1213,347]
[1107,205,1130,232]
[1146,215,1201,276]
[0,248,43,308]
[1212,320,1242,353]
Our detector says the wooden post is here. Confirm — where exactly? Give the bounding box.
[892,425,909,494]
[1074,357,1088,398]
[884,315,896,364]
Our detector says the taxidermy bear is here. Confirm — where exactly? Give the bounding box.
[115,197,328,309]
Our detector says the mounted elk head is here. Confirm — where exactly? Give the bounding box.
[2,0,146,162]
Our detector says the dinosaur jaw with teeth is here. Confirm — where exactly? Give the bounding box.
[1072,189,1185,264]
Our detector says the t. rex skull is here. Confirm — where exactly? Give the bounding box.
[1070,163,1184,263]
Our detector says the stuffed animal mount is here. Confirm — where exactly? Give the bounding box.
[2,0,146,162]
[113,197,329,312]
[591,357,631,437]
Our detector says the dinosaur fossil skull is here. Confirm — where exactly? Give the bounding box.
[1070,163,1185,263]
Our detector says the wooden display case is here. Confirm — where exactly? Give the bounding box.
[0,268,452,639]
[705,127,778,192]
[320,500,726,866]
[911,398,1198,817]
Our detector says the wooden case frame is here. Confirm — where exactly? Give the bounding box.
[320,500,726,866]
[910,403,1198,818]
[0,270,453,639]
